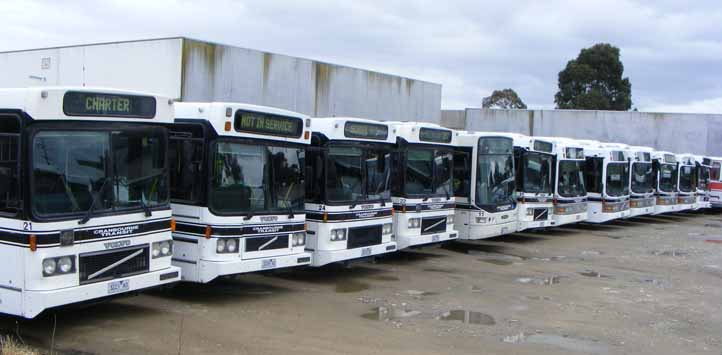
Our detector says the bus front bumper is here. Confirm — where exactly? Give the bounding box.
[396,231,457,250]
[176,252,313,283]
[652,204,677,215]
[552,212,587,226]
[629,206,655,217]
[586,210,630,223]
[310,242,397,267]
[21,266,181,319]
[459,220,517,240]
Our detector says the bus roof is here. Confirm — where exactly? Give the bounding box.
[174,102,311,144]
[0,86,174,124]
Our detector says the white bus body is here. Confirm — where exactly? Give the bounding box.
[535,137,588,226]
[305,118,397,266]
[0,87,181,318]
[693,156,712,209]
[388,122,457,250]
[709,157,722,207]
[576,140,631,223]
[169,103,312,283]
[627,146,656,217]
[509,134,555,231]
[652,151,679,214]
[453,132,517,239]
[676,154,697,211]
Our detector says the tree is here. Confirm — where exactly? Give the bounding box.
[554,43,632,111]
[482,89,528,109]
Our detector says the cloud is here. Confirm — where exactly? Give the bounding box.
[0,0,720,112]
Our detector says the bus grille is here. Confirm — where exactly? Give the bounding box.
[533,208,550,221]
[79,246,149,284]
[421,216,447,235]
[245,235,289,252]
[347,225,382,249]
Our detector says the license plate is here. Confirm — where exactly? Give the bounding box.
[432,235,440,242]
[262,258,277,270]
[108,279,129,295]
[361,247,372,257]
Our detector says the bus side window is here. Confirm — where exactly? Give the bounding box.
[453,149,471,198]
[169,127,205,204]
[0,114,21,214]
[712,162,721,181]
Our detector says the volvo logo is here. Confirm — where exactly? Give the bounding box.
[104,240,131,250]
[260,216,279,222]
[358,204,375,210]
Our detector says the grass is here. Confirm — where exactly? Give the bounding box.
[0,335,40,355]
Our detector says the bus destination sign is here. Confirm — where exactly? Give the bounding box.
[419,127,452,143]
[63,92,157,118]
[234,110,303,138]
[344,122,388,140]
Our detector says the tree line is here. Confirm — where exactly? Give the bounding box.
[482,43,632,111]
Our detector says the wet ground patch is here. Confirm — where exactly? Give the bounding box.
[439,310,495,325]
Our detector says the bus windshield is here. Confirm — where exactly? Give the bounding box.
[658,163,677,193]
[605,162,630,197]
[631,162,654,194]
[699,166,710,191]
[679,165,694,193]
[476,138,515,207]
[523,151,553,194]
[404,147,453,198]
[32,128,168,218]
[557,160,586,197]
[209,142,304,215]
[326,144,391,203]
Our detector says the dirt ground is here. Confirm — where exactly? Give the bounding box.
[1,211,721,355]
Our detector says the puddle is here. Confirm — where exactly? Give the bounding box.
[439,310,495,325]
[335,280,370,293]
[422,267,457,274]
[362,306,420,321]
[704,223,722,228]
[369,275,400,282]
[405,289,438,297]
[579,270,612,279]
[515,276,563,285]
[480,259,514,266]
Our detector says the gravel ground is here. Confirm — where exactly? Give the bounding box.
[1,210,721,355]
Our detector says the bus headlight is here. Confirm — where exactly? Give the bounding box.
[216,238,239,254]
[447,215,454,225]
[42,255,75,277]
[382,223,393,235]
[292,232,306,247]
[408,218,420,228]
[330,229,347,241]
[152,240,173,258]
[42,259,57,276]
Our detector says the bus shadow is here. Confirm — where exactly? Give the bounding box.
[153,277,293,304]
[376,249,447,265]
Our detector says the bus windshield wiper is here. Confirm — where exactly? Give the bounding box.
[79,177,113,225]
[134,192,152,217]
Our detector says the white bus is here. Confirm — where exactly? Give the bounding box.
[168,103,312,283]
[388,122,458,250]
[676,154,697,211]
[652,151,679,214]
[453,132,517,239]
[304,118,397,266]
[709,157,722,208]
[627,146,656,217]
[693,156,712,210]
[509,134,555,231]
[0,87,181,318]
[535,137,588,226]
[577,140,631,223]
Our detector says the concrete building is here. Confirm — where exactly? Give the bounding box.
[0,37,442,122]
[441,108,722,156]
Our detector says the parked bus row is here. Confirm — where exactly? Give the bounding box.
[0,86,719,318]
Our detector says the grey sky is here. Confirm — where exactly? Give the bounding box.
[2,0,721,112]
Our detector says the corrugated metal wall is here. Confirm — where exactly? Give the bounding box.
[180,38,441,122]
[441,108,722,156]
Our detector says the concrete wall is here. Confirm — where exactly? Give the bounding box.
[180,38,441,121]
[441,108,722,156]
[0,37,442,122]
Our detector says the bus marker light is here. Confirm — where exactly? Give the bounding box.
[224,122,232,131]
[204,225,212,239]
[170,218,176,232]
[304,131,310,140]
[29,235,37,252]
